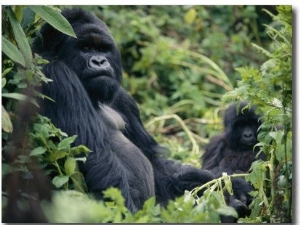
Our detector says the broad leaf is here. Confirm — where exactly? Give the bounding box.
[64,157,76,175]
[7,7,32,68]
[70,172,87,193]
[29,6,76,38]
[30,146,47,156]
[2,36,25,67]
[21,7,36,30]
[58,135,77,150]
[2,105,13,133]
[52,175,69,188]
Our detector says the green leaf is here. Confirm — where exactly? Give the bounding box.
[2,67,12,77]
[30,146,47,156]
[70,172,88,193]
[217,205,238,218]
[14,6,23,22]
[103,188,127,213]
[269,130,284,144]
[58,135,77,150]
[64,157,77,175]
[2,105,13,133]
[29,6,76,38]
[7,7,32,68]
[2,93,39,107]
[2,78,7,88]
[21,7,36,30]
[184,8,197,24]
[51,149,68,161]
[2,163,14,176]
[2,92,28,101]
[2,36,25,67]
[71,145,91,156]
[52,175,69,188]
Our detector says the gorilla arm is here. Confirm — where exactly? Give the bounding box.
[109,89,215,203]
[201,134,227,171]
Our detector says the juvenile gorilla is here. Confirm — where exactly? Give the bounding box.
[202,101,266,175]
[33,8,250,217]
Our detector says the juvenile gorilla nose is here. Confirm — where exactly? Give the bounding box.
[89,55,110,70]
[243,130,253,140]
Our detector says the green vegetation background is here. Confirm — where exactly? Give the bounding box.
[2,5,292,223]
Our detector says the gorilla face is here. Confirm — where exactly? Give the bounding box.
[35,8,123,104]
[62,9,123,104]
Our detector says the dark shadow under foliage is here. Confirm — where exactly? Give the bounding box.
[2,89,52,223]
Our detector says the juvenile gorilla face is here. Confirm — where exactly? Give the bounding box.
[232,119,260,147]
[224,102,261,151]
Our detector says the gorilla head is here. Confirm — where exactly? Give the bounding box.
[33,8,122,105]
[224,101,262,151]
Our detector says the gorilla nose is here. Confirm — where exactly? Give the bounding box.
[89,56,109,69]
[243,131,253,140]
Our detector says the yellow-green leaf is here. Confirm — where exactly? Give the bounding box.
[30,146,47,156]
[52,175,69,188]
[2,105,13,133]
[14,6,23,22]
[2,78,7,88]
[184,8,197,24]
[2,36,25,67]
[64,157,77,176]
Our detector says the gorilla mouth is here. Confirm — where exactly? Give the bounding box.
[84,69,113,80]
[241,139,257,146]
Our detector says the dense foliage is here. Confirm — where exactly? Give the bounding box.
[2,5,292,222]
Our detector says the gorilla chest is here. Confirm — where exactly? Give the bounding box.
[220,149,260,172]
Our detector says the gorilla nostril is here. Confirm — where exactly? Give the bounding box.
[100,58,107,65]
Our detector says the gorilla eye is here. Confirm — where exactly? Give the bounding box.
[81,46,91,52]
[97,47,104,51]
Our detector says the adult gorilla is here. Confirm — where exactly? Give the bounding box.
[33,8,250,217]
[202,101,266,175]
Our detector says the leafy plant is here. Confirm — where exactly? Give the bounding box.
[2,5,75,137]
[2,5,89,220]
[224,5,292,222]
[30,115,90,192]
